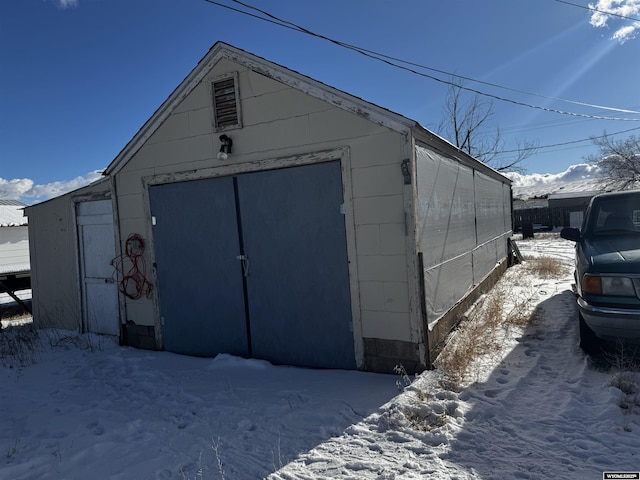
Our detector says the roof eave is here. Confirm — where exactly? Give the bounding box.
[411,124,512,184]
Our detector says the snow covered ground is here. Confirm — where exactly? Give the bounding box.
[2,235,639,480]
[0,289,31,309]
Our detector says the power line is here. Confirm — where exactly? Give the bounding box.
[229,0,640,116]
[554,0,640,22]
[502,107,640,134]
[504,102,640,138]
[203,0,640,121]
[497,125,640,153]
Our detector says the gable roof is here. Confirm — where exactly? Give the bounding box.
[0,200,28,227]
[104,42,419,176]
[104,41,509,184]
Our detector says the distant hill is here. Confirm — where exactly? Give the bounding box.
[505,164,605,200]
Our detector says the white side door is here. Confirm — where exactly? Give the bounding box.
[77,200,119,336]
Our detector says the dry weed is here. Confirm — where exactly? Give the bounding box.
[436,267,540,389]
[436,310,503,390]
[0,306,31,323]
[604,341,640,413]
[604,340,640,371]
[522,256,568,279]
[0,323,41,368]
[611,371,640,412]
[403,407,448,432]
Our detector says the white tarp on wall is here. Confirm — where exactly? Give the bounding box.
[416,146,511,329]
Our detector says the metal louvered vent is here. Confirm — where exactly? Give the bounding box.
[212,77,240,129]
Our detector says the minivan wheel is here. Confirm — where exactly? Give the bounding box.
[579,313,601,355]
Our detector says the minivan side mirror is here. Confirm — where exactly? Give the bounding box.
[560,227,581,242]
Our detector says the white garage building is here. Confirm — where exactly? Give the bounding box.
[26,42,512,373]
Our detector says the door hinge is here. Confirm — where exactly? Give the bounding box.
[401,159,411,185]
[236,255,249,277]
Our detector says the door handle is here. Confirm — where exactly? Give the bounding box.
[236,255,249,277]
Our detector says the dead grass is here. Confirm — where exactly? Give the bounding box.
[602,339,640,370]
[435,258,556,390]
[0,322,41,368]
[403,407,448,432]
[522,256,568,279]
[601,340,640,413]
[0,305,32,323]
[436,291,514,390]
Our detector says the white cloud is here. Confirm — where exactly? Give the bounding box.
[57,0,79,8]
[588,0,640,43]
[505,163,605,199]
[0,170,104,205]
[0,178,34,200]
[612,22,640,41]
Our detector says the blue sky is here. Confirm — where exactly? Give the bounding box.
[1,0,639,202]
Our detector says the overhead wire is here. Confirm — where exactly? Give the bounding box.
[497,125,640,153]
[203,0,640,121]
[554,0,640,22]
[501,106,640,135]
[228,0,640,115]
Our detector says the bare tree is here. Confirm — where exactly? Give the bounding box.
[586,133,640,191]
[438,81,537,173]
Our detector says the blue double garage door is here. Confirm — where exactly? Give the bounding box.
[149,161,356,369]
